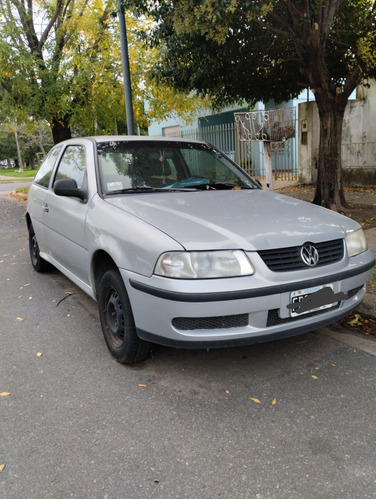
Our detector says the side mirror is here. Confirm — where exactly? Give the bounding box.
[54,178,87,202]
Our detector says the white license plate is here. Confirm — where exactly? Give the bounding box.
[289,284,336,317]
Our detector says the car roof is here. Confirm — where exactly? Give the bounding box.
[53,136,210,149]
[91,135,206,145]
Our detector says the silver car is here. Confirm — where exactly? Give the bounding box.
[26,136,375,363]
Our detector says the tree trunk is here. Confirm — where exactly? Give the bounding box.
[51,115,72,144]
[313,95,347,211]
[13,123,23,172]
[38,129,47,159]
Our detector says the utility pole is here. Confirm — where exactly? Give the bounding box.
[117,0,135,135]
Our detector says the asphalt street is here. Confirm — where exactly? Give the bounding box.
[1,195,376,499]
[0,181,32,194]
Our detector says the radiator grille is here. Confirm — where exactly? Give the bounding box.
[258,239,344,272]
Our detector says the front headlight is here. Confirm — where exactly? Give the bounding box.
[154,250,254,278]
[345,228,368,257]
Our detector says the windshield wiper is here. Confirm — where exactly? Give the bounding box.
[167,177,256,190]
[105,186,157,195]
[105,186,196,195]
[172,182,254,190]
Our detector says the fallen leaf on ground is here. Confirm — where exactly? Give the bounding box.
[138,384,147,388]
[271,398,277,405]
[16,317,24,322]
[36,352,42,357]
[250,397,261,404]
[0,464,5,472]
[311,375,318,380]
[343,312,376,336]
[349,315,363,326]
[0,392,11,396]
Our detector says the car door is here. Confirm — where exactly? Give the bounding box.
[43,143,91,286]
[28,145,63,253]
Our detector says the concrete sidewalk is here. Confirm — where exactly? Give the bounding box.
[365,227,376,256]
[273,179,376,205]
[0,175,19,180]
[357,226,376,317]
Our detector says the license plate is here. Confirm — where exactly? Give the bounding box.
[288,284,336,317]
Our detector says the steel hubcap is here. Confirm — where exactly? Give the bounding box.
[106,291,124,343]
[31,234,38,264]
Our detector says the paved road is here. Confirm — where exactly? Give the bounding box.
[1,196,376,499]
[0,181,31,194]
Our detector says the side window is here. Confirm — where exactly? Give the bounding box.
[34,146,62,188]
[54,145,87,189]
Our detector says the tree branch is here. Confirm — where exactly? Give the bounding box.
[343,65,363,99]
[38,0,65,51]
[320,0,345,40]
[13,0,41,54]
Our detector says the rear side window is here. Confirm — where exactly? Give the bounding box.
[34,146,62,188]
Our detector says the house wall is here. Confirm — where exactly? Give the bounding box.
[298,81,376,186]
[148,105,250,137]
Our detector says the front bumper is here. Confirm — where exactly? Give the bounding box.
[123,252,375,348]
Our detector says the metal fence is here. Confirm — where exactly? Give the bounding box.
[165,122,299,182]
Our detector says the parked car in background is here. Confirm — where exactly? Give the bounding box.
[26,136,375,363]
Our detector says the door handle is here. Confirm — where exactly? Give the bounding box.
[43,204,49,213]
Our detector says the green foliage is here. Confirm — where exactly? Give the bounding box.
[0,0,134,141]
[0,122,53,167]
[0,131,17,163]
[128,0,376,108]
[0,0,208,143]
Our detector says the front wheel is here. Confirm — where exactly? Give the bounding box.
[97,269,151,364]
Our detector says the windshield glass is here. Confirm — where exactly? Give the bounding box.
[97,140,259,195]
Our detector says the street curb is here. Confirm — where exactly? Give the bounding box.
[355,293,376,319]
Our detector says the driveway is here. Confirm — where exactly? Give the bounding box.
[1,196,375,499]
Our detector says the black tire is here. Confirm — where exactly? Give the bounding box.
[28,223,51,272]
[97,269,151,364]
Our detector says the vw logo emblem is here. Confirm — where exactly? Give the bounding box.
[300,243,319,267]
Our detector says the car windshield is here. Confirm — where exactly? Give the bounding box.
[97,140,258,195]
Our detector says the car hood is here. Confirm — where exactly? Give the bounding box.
[104,190,356,251]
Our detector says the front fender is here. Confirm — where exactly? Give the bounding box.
[86,194,183,277]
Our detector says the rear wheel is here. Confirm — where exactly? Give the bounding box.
[28,223,51,272]
[97,269,151,364]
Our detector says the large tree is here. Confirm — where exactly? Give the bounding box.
[0,0,119,143]
[0,0,208,144]
[130,0,376,210]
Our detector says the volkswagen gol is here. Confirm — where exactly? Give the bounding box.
[26,136,375,363]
